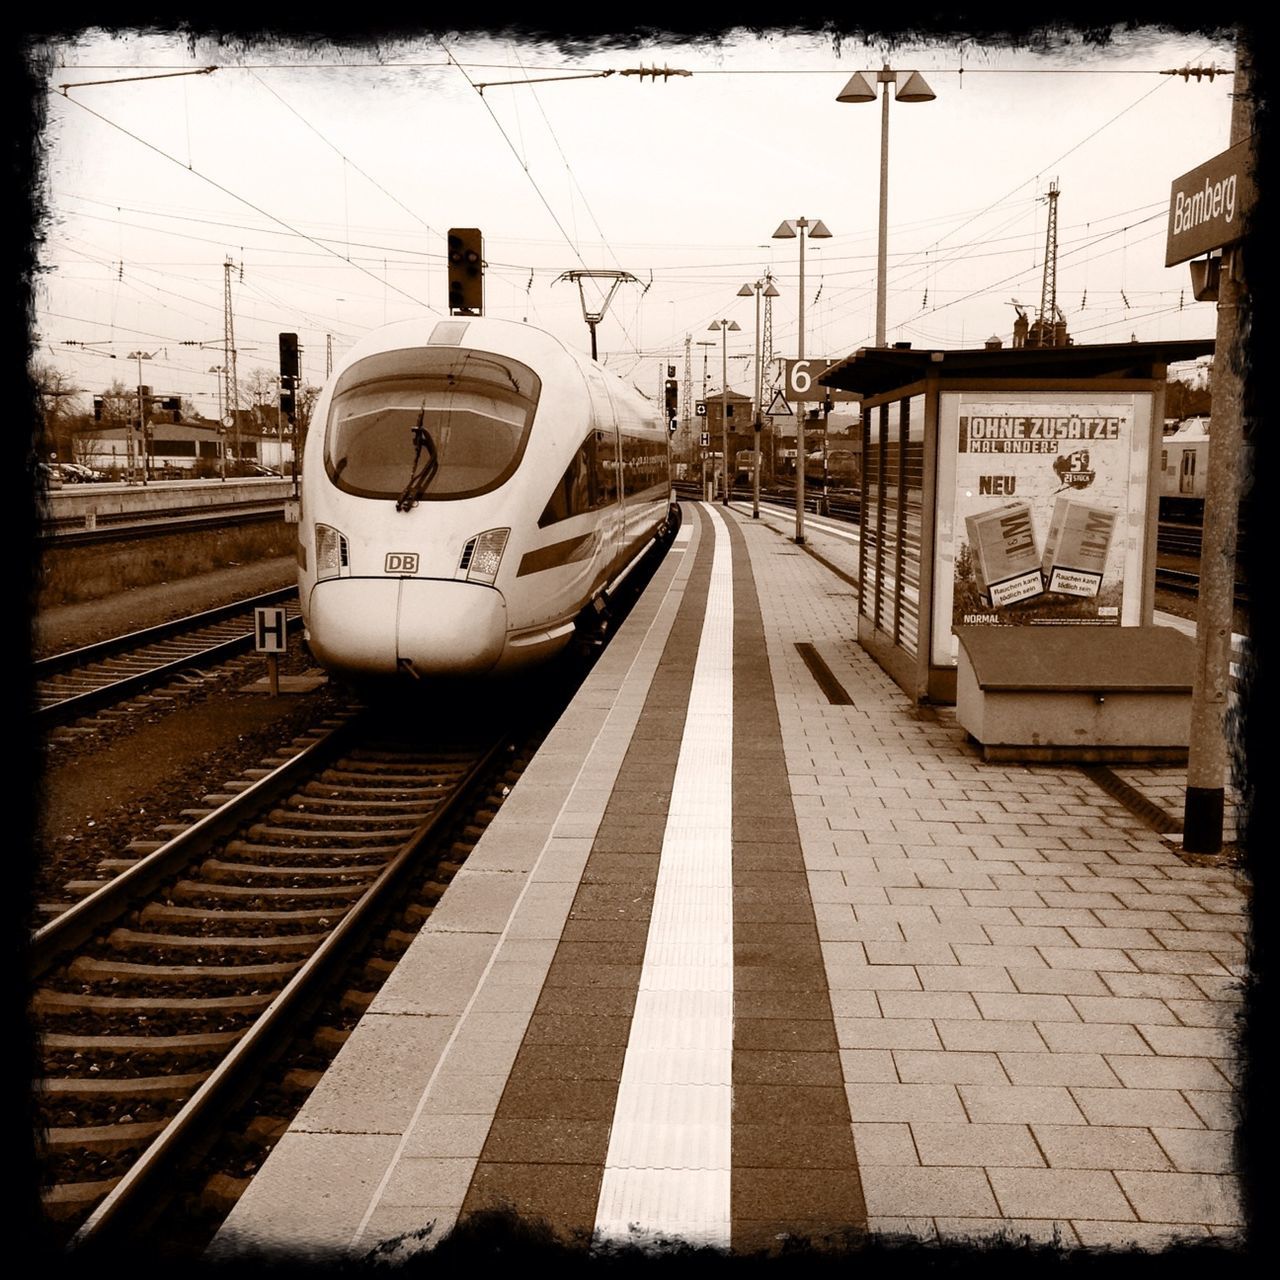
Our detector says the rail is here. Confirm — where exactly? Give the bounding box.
[34,588,302,730]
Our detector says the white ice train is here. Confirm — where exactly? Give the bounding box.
[297,315,676,682]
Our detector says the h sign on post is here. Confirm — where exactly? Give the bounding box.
[255,607,287,654]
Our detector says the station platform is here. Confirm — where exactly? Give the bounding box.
[209,497,1249,1264]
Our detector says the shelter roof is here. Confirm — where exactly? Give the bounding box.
[819,339,1216,399]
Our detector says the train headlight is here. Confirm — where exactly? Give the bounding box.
[462,527,510,585]
[315,523,350,580]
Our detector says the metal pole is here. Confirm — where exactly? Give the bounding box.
[752,285,761,519]
[876,74,891,347]
[1183,41,1251,853]
[135,353,147,487]
[822,400,830,514]
[721,325,730,505]
[696,341,713,500]
[129,361,138,485]
[796,226,806,544]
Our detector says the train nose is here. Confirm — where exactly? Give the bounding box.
[306,578,507,677]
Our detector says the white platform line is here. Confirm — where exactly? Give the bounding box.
[594,503,735,1251]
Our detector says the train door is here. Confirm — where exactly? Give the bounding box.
[1179,448,1197,495]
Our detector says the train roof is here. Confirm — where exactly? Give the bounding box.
[337,315,589,376]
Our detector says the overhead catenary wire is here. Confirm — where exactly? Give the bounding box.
[55,93,436,313]
[40,36,1228,405]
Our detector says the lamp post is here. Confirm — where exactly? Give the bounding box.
[771,217,831,543]
[127,350,156,485]
[707,319,741,505]
[208,365,225,421]
[837,66,936,347]
[737,277,781,519]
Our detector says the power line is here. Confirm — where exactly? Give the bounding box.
[57,93,435,313]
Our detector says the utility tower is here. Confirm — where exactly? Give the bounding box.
[696,341,714,400]
[326,334,333,378]
[223,257,242,458]
[681,334,693,461]
[761,268,777,480]
[1029,181,1069,348]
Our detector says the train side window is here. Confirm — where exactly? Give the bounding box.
[538,432,605,527]
[620,432,665,498]
[588,429,617,506]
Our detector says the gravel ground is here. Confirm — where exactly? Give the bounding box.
[27,556,354,917]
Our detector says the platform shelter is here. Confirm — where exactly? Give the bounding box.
[818,340,1216,759]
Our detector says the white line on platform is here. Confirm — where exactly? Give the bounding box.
[594,503,735,1252]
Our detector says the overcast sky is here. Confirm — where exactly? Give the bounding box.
[27,22,1241,416]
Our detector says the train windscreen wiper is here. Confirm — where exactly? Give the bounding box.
[395,405,438,512]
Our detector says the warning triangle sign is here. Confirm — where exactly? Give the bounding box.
[765,391,793,416]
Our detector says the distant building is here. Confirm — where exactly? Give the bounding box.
[74,413,295,478]
[75,419,225,477]
[701,388,753,435]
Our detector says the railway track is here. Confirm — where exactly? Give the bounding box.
[30,508,678,1255]
[34,588,303,732]
[1154,565,1249,609]
[39,498,290,545]
[31,705,523,1250]
[674,480,860,521]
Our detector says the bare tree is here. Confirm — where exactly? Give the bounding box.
[296,383,321,437]
[32,360,80,461]
[242,367,279,429]
[99,378,134,424]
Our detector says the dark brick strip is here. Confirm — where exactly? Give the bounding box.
[1080,764,1182,835]
[724,514,868,1255]
[796,641,855,706]
[459,506,715,1242]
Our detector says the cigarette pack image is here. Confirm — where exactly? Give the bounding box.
[964,501,1044,608]
[1041,496,1116,597]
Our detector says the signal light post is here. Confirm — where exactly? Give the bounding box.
[279,332,301,497]
[447,228,484,316]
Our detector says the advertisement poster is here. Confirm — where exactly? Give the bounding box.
[934,394,1150,657]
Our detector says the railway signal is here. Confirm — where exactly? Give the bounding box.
[278,332,299,417]
[447,228,484,315]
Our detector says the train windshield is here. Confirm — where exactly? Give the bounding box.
[324,347,541,500]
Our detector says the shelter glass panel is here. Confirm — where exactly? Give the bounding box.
[860,412,881,610]
[896,394,926,657]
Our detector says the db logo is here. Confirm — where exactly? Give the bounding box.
[385,552,419,574]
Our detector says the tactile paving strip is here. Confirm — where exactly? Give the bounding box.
[595,505,735,1248]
